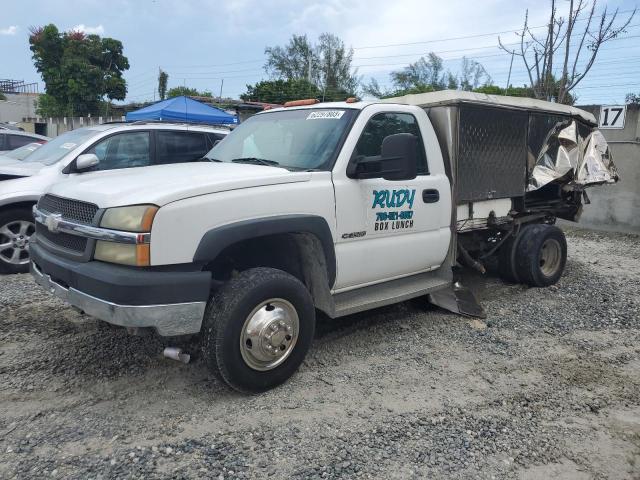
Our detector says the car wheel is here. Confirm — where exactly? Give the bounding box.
[0,207,35,274]
[201,267,315,393]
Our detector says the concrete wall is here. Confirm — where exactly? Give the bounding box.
[0,93,38,123]
[577,104,640,233]
[21,115,126,137]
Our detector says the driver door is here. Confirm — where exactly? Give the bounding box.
[332,108,451,291]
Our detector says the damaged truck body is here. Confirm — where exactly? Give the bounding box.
[30,91,617,392]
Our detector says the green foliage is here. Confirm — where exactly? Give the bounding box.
[29,24,129,116]
[260,33,359,100]
[240,79,321,104]
[459,58,492,91]
[362,79,437,99]
[166,86,212,98]
[472,85,534,97]
[158,70,168,100]
[265,34,316,81]
[363,53,492,99]
[471,82,576,105]
[35,93,67,117]
[626,93,640,104]
[391,53,447,91]
[0,92,5,101]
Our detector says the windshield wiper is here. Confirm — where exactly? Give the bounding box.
[231,157,280,167]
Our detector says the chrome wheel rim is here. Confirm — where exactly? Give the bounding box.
[0,220,34,266]
[240,298,299,371]
[540,238,561,277]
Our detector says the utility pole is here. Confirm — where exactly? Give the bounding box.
[219,79,224,101]
[505,50,515,94]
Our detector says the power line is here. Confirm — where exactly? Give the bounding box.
[352,8,637,50]
[352,31,640,69]
[141,31,639,88]
[148,8,636,72]
[161,58,265,69]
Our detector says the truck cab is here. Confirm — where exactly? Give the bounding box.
[29,93,616,392]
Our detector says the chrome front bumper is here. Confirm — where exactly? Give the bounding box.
[31,262,206,336]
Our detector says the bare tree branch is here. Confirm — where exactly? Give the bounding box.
[502,0,636,104]
[567,6,636,93]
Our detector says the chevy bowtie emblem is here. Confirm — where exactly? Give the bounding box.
[45,213,63,234]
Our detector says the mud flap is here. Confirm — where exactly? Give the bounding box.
[428,282,486,318]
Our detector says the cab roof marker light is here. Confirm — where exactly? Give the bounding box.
[283,99,320,107]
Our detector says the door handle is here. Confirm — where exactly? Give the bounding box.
[422,189,440,203]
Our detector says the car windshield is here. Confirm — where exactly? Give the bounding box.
[22,128,101,165]
[204,108,357,170]
[5,143,43,160]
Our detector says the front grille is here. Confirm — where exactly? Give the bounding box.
[38,194,98,225]
[36,224,88,253]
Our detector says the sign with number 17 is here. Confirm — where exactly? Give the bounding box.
[599,105,626,129]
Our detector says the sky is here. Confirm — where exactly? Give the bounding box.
[1,0,639,105]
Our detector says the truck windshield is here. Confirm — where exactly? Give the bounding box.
[205,108,357,170]
[22,128,100,166]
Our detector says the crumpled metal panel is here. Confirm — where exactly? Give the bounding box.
[457,106,528,202]
[527,115,618,191]
[577,130,618,185]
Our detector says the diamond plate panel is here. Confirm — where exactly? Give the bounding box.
[457,106,528,202]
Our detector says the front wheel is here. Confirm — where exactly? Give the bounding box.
[201,267,315,393]
[0,207,35,274]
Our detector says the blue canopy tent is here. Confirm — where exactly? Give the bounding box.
[126,96,238,125]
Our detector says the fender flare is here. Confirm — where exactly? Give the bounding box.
[193,214,336,288]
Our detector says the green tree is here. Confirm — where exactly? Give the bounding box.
[29,24,129,116]
[626,93,640,104]
[472,85,534,97]
[166,86,212,98]
[265,34,316,81]
[158,69,168,100]
[362,53,492,98]
[240,79,321,104]
[391,53,446,91]
[35,93,67,116]
[0,92,5,101]
[263,33,359,100]
[459,57,492,91]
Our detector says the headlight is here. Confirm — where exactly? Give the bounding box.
[100,205,158,232]
[94,204,157,266]
[94,241,150,267]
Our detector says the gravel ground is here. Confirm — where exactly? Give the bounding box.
[1,227,639,479]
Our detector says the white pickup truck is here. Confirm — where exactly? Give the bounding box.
[30,91,617,392]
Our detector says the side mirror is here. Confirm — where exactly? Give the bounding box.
[348,133,417,181]
[75,153,99,172]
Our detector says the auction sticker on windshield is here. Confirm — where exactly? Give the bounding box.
[307,110,345,120]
